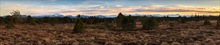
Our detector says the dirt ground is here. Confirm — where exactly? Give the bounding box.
[0,21,220,45]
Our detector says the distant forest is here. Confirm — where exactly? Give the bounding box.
[0,11,220,33]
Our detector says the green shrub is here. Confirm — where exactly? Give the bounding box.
[5,16,15,29]
[121,15,136,30]
[27,15,36,25]
[142,17,159,30]
[11,10,23,24]
[115,13,136,30]
[116,12,125,28]
[73,18,85,33]
[103,19,118,30]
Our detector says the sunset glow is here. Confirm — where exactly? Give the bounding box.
[0,0,219,16]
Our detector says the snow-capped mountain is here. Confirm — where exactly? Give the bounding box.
[2,13,202,18]
[95,15,106,18]
[166,14,180,17]
[32,13,64,18]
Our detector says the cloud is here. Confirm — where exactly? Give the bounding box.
[134,9,220,13]
[1,2,219,16]
[55,4,220,15]
[0,3,69,15]
[131,5,220,13]
[115,5,123,7]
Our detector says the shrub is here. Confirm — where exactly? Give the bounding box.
[142,17,159,30]
[116,12,125,28]
[121,15,136,30]
[204,20,211,25]
[27,15,36,25]
[0,17,4,25]
[104,21,115,30]
[117,12,124,18]
[5,16,15,29]
[62,16,72,23]
[5,23,15,29]
[216,17,220,29]
[11,10,23,24]
[73,16,85,33]
[115,13,136,30]
[178,16,187,23]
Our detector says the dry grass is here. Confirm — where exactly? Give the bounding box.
[0,21,220,45]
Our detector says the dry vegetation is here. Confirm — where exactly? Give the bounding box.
[0,20,220,45]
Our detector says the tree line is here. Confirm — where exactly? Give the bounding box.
[0,11,220,33]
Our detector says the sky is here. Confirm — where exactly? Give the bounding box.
[0,0,220,16]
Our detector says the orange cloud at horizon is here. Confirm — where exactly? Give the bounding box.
[0,4,219,16]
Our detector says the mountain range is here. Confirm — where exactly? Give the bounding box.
[2,13,202,18]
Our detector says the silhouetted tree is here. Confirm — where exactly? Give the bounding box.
[116,12,125,28]
[27,15,36,25]
[176,16,181,22]
[121,15,136,30]
[73,15,86,33]
[142,17,159,30]
[86,16,99,24]
[62,16,72,23]
[194,15,200,22]
[179,16,187,23]
[117,12,124,18]
[11,10,23,24]
[77,14,81,18]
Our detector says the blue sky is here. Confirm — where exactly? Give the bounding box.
[0,0,219,16]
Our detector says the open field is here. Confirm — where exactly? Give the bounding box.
[0,21,220,45]
[1,0,220,45]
